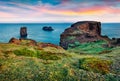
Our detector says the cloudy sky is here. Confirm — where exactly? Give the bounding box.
[0,0,120,23]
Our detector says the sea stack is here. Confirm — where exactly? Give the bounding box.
[20,27,27,38]
[60,21,102,49]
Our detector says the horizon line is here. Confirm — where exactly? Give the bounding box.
[0,21,120,23]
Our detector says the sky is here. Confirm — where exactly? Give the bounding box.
[0,0,120,23]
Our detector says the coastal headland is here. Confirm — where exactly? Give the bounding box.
[0,21,120,81]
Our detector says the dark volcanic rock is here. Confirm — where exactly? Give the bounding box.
[110,38,120,47]
[20,27,27,38]
[42,26,54,31]
[60,21,102,49]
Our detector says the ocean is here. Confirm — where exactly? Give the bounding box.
[0,23,120,45]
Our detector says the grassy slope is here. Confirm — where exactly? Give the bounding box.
[0,41,120,81]
[68,40,112,54]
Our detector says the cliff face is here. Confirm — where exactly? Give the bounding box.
[60,21,102,49]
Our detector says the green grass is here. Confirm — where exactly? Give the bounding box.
[0,42,120,81]
[14,48,39,57]
[13,47,69,61]
[39,51,61,60]
[68,40,112,54]
[79,57,112,74]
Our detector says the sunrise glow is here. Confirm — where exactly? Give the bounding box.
[0,0,120,23]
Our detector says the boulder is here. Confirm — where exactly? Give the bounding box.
[20,27,27,38]
[42,26,54,31]
[9,37,20,45]
[60,21,102,49]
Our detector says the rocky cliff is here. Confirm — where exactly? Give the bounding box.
[60,21,120,49]
[60,21,102,49]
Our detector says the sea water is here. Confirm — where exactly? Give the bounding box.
[0,23,120,45]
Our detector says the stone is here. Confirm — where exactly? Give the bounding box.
[20,27,27,38]
[9,37,20,45]
[110,38,120,46]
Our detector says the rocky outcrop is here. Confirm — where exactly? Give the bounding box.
[9,38,37,46]
[9,38,63,50]
[60,21,120,49]
[42,26,54,31]
[60,21,102,49]
[109,38,120,47]
[9,38,21,45]
[20,27,27,38]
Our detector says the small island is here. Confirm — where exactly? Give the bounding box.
[42,26,54,31]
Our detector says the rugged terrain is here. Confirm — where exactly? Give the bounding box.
[60,21,120,49]
[0,39,120,81]
[0,21,120,81]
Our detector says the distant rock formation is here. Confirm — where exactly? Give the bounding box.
[60,21,120,49]
[42,26,54,31]
[20,27,27,38]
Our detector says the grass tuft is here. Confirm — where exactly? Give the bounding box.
[39,51,61,60]
[79,57,112,74]
[14,48,39,57]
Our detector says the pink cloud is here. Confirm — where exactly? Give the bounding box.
[0,12,17,17]
[0,1,120,22]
